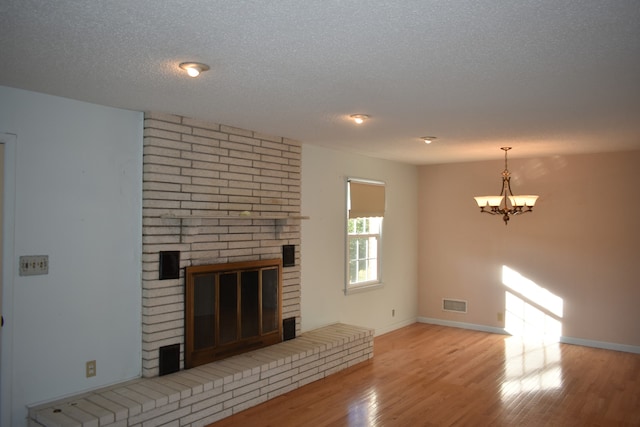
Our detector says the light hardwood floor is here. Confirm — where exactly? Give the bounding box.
[209,323,640,426]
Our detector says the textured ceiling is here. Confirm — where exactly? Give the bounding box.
[1,0,639,164]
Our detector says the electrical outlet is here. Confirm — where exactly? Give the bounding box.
[392,309,395,317]
[86,360,96,378]
[19,255,49,276]
[497,312,504,322]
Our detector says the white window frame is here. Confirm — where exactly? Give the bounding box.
[345,178,384,295]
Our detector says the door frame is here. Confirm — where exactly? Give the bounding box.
[0,133,17,427]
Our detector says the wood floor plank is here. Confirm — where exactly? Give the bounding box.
[209,323,640,426]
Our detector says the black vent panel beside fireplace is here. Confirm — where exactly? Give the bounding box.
[185,259,283,369]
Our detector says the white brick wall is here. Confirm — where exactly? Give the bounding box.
[142,112,303,377]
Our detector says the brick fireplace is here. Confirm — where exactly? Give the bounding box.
[142,112,303,377]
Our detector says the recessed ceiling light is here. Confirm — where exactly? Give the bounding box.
[421,136,437,144]
[350,114,370,124]
[179,62,210,77]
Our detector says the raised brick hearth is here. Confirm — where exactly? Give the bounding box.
[29,324,373,427]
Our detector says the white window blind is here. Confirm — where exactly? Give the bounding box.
[348,181,385,219]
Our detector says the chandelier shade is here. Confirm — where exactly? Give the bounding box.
[508,195,539,207]
[474,147,539,225]
[473,196,504,208]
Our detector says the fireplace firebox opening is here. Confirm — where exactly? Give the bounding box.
[185,259,283,368]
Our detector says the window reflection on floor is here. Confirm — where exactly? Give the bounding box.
[501,265,564,399]
[348,389,379,426]
[501,336,563,399]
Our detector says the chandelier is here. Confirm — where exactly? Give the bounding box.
[473,147,539,225]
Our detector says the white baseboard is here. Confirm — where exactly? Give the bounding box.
[559,336,640,354]
[375,318,417,337]
[417,317,640,354]
[417,317,508,336]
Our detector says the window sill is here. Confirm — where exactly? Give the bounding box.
[344,282,384,295]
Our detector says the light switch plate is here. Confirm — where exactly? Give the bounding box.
[19,255,49,276]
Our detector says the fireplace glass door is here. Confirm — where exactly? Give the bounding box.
[185,259,283,368]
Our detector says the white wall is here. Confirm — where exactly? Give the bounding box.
[301,144,418,335]
[0,86,143,426]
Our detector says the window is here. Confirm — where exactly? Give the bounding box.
[348,217,382,285]
[346,179,385,293]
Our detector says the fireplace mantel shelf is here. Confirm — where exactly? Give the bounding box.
[161,213,310,220]
[160,213,309,241]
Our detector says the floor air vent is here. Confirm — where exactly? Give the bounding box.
[442,298,467,313]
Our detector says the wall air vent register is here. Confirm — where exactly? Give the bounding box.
[442,298,468,313]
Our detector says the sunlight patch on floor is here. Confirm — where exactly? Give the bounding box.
[501,265,564,399]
